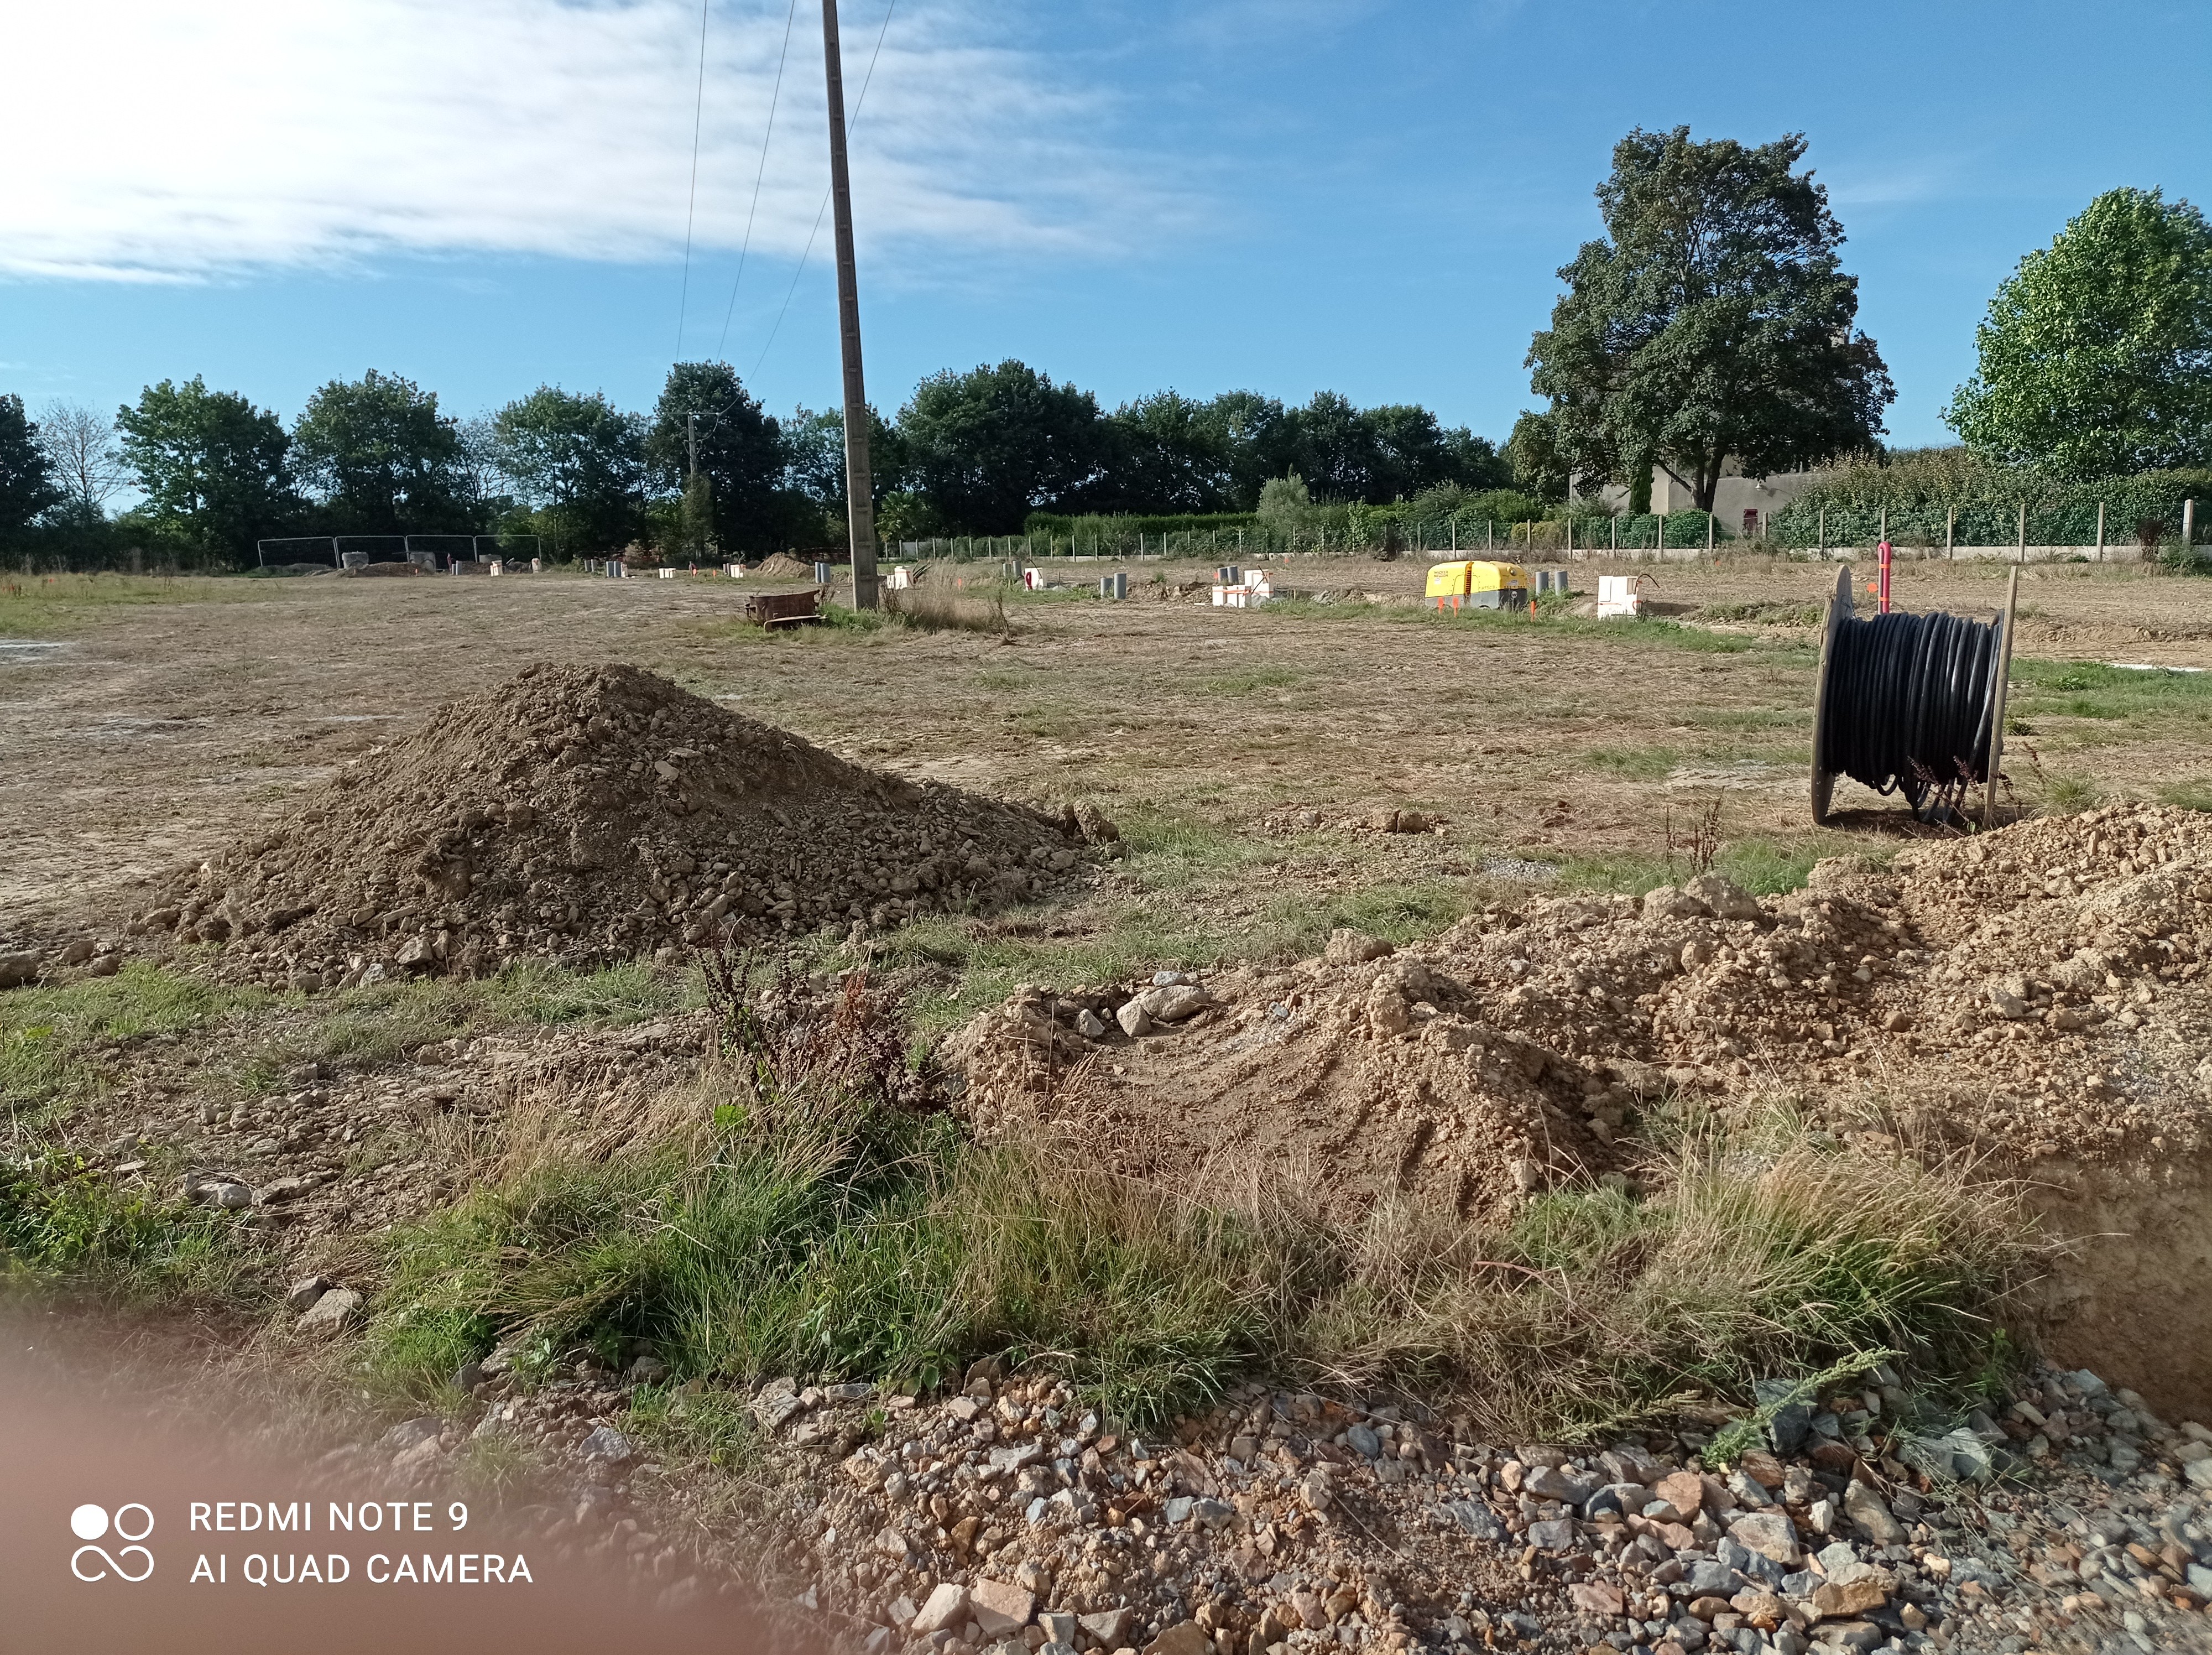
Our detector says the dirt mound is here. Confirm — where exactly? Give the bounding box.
[952,803,2212,1218]
[752,553,818,579]
[947,950,1619,1226]
[135,663,1099,988]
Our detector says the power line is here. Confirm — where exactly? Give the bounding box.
[748,0,896,383]
[715,0,801,359]
[673,0,712,355]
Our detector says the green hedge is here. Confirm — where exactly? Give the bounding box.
[1769,459,2212,549]
[1023,511,1259,537]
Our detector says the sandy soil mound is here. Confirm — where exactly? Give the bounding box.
[135,663,1098,988]
[752,553,819,579]
[952,803,2212,1219]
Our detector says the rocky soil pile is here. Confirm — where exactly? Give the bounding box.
[328,1345,2212,1655]
[122,663,1104,990]
[951,804,2212,1216]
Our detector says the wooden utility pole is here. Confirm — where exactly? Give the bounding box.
[821,0,878,610]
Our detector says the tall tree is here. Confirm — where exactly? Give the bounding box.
[1526,127,1893,511]
[0,394,62,543]
[898,361,1111,533]
[34,401,129,525]
[1505,410,1572,504]
[647,363,791,552]
[291,369,473,535]
[1204,389,1291,508]
[492,386,646,551]
[1279,391,1387,502]
[1104,391,1238,513]
[1947,187,2212,477]
[116,377,296,559]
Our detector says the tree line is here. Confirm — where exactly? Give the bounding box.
[0,360,1515,569]
[6,126,2205,570]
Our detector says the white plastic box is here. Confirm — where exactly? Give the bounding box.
[1597,574,1642,618]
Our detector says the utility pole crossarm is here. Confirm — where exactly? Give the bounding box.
[821,0,879,610]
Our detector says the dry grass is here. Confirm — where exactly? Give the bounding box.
[1281,1104,2031,1437]
[882,582,1012,635]
[357,965,2034,1436]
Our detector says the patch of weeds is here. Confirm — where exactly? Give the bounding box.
[0,1148,260,1304]
[2012,658,2212,725]
[1302,1104,2030,1437]
[476,959,683,1026]
[1717,839,1824,895]
[1,964,261,1115]
[2158,778,2212,812]
[1696,600,1824,627]
[1245,879,1471,962]
[448,1430,536,1499]
[884,587,1012,635]
[2038,772,2103,815]
[816,606,895,636]
[1555,849,1675,896]
[364,970,1270,1426]
[1678,706,1811,732]
[0,574,274,638]
[626,1382,761,1471]
[1554,838,1824,899]
[361,966,2032,1435]
[1115,808,1273,892]
[1588,746,1678,781]
[229,960,683,1094]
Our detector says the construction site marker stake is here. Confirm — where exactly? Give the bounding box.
[1982,566,2021,829]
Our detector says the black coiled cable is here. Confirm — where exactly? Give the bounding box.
[1820,610,2002,811]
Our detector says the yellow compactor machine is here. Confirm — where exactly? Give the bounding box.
[1425,560,1532,612]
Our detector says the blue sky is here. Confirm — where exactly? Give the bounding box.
[4,0,2208,448]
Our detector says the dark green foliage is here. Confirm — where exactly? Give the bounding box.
[1947,188,2212,477]
[291,369,476,536]
[116,377,300,563]
[647,363,823,554]
[1528,127,1895,512]
[1025,510,1257,538]
[899,361,1116,534]
[1770,447,2212,549]
[492,384,647,554]
[1506,410,1569,503]
[0,395,64,545]
[1103,391,1242,513]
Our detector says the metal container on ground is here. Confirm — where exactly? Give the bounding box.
[743,589,823,628]
[1425,560,1531,611]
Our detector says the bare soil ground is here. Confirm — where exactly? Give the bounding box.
[6,558,2210,941]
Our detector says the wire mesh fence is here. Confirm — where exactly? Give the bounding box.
[892,495,2203,565]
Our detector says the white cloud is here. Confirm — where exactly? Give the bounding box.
[0,0,1183,282]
